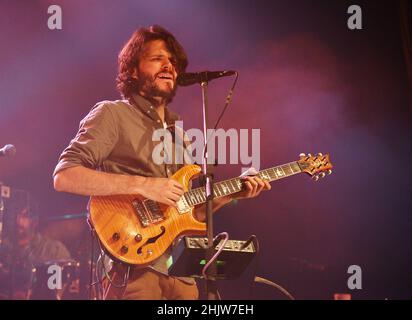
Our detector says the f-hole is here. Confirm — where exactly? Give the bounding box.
[137,226,166,255]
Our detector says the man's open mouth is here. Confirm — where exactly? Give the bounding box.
[156,73,174,81]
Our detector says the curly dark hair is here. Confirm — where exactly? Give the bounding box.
[116,25,188,101]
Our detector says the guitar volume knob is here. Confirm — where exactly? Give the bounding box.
[134,234,142,242]
[112,233,120,241]
[120,245,129,254]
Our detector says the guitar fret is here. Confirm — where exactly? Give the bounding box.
[270,168,278,180]
[273,166,284,178]
[228,180,236,193]
[234,179,242,191]
[260,170,271,181]
[214,184,222,197]
[185,191,193,206]
[190,193,197,205]
[219,183,226,195]
[196,190,204,203]
[291,162,301,173]
[282,164,292,176]
[266,169,274,181]
[192,191,198,203]
[218,182,226,195]
[232,179,240,192]
[227,180,235,193]
[219,183,228,195]
[218,182,226,196]
[195,190,202,203]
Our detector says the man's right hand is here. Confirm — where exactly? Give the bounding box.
[137,177,184,208]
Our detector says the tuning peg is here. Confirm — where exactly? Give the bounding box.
[317,152,323,156]
[320,172,326,178]
[312,175,319,181]
[327,169,332,175]
[308,153,312,157]
[299,153,306,157]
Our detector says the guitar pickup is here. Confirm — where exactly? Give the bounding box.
[132,199,150,227]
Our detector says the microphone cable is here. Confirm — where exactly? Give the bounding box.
[201,72,239,160]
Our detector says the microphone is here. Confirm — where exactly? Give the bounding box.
[0,144,16,157]
[177,70,236,86]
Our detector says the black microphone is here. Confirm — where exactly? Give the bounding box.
[177,70,236,86]
[0,144,16,157]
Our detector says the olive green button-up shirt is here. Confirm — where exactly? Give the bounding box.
[53,94,194,283]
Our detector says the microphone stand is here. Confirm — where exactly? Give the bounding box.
[199,79,219,300]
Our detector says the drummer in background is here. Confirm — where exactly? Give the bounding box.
[0,203,71,299]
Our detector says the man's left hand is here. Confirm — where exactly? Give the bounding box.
[232,175,271,200]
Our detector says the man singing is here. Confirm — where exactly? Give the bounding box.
[53,25,270,300]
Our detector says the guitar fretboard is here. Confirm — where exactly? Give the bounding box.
[183,161,302,207]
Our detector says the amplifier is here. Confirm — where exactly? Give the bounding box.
[169,236,256,280]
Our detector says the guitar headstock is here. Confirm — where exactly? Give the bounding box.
[298,153,333,181]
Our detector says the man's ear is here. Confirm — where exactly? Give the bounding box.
[131,68,139,80]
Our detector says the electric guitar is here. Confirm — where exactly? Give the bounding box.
[89,153,333,265]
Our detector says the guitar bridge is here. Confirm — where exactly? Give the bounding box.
[142,199,164,223]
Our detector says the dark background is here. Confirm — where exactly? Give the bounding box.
[1,0,411,299]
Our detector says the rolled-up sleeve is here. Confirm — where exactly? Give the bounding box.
[53,102,118,177]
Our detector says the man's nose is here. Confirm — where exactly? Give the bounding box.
[162,60,174,72]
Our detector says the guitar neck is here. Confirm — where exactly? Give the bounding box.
[183,161,302,207]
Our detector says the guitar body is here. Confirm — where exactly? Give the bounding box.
[89,164,206,266]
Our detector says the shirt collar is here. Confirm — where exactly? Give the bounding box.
[131,93,180,126]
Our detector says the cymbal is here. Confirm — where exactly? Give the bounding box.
[44,212,87,221]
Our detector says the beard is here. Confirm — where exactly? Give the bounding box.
[136,71,177,105]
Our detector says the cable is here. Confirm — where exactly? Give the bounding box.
[247,235,295,300]
[248,235,260,299]
[201,72,239,160]
[97,239,130,289]
[212,72,239,132]
[201,232,229,279]
[88,238,130,300]
[88,228,95,300]
[254,276,295,300]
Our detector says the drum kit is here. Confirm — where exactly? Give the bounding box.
[29,213,97,300]
[0,212,98,300]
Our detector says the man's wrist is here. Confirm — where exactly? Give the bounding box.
[131,175,147,194]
